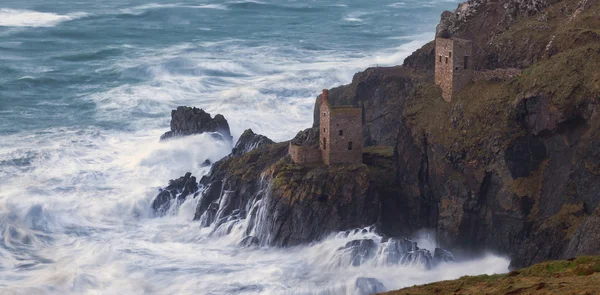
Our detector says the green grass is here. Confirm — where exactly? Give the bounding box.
[383,256,600,295]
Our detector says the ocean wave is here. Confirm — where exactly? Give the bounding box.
[0,8,88,28]
[120,3,228,16]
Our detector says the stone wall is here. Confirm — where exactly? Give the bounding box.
[451,38,473,100]
[435,38,455,102]
[325,108,363,165]
[289,143,322,165]
[435,38,473,102]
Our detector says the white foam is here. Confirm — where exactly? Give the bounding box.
[0,8,87,27]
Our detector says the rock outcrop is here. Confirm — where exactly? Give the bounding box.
[152,172,199,215]
[193,143,384,246]
[160,106,232,142]
[230,129,274,157]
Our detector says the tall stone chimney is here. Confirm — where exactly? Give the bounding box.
[322,89,329,105]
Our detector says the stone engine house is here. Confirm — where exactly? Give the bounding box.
[289,89,363,166]
[435,37,473,102]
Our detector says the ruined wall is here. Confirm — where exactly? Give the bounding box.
[325,108,363,165]
[289,143,322,165]
[435,38,455,102]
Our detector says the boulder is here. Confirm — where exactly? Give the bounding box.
[160,106,232,142]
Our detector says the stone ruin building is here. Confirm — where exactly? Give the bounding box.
[435,37,473,102]
[289,89,363,166]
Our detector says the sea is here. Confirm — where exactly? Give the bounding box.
[0,0,510,294]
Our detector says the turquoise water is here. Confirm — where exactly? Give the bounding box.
[0,1,510,294]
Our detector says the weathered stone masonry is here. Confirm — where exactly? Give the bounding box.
[289,89,363,166]
[435,37,473,102]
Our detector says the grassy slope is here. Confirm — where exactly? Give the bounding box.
[383,256,600,295]
[403,0,600,164]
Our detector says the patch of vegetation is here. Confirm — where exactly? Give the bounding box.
[383,256,600,295]
[363,146,395,157]
[404,79,522,164]
[509,160,548,198]
[516,44,600,114]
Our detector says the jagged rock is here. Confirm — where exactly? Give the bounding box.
[239,236,260,248]
[433,248,454,265]
[375,238,418,265]
[193,139,382,247]
[231,129,274,157]
[160,106,232,141]
[336,239,378,267]
[564,208,600,258]
[152,172,198,215]
[354,277,386,295]
[290,127,319,147]
[400,249,434,269]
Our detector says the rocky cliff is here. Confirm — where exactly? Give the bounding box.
[153,0,600,269]
[160,106,232,142]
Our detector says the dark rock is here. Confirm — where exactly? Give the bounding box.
[564,208,600,258]
[231,129,274,157]
[354,277,386,295]
[336,239,378,267]
[375,238,418,265]
[239,236,260,248]
[194,180,223,222]
[433,248,454,265]
[201,159,212,167]
[504,135,547,179]
[160,106,232,142]
[290,127,319,147]
[400,249,433,269]
[151,172,198,215]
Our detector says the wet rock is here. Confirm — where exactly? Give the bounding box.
[160,106,232,142]
[375,238,418,265]
[231,129,274,157]
[400,249,433,269]
[199,203,219,227]
[354,277,386,295]
[239,236,260,248]
[152,172,198,215]
[433,248,454,265]
[337,239,378,267]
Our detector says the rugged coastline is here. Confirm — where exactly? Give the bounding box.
[153,0,600,275]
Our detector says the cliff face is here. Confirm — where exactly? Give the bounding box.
[155,0,600,269]
[191,139,392,246]
[309,0,600,268]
